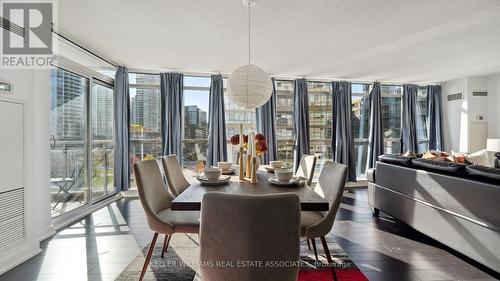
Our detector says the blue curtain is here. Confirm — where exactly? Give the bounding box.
[160,72,184,162]
[256,78,278,163]
[332,81,356,182]
[402,84,418,153]
[367,82,384,169]
[113,66,130,191]
[206,75,227,166]
[293,79,310,173]
[427,85,444,151]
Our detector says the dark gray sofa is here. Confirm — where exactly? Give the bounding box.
[367,161,500,272]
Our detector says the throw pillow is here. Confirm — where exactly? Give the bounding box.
[465,149,491,167]
[422,151,438,160]
[402,150,417,158]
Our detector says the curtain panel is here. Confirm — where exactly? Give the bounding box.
[160,72,184,162]
[402,84,418,153]
[332,81,356,182]
[293,79,310,173]
[113,66,131,191]
[256,78,278,163]
[427,85,444,151]
[206,75,227,166]
[367,82,384,169]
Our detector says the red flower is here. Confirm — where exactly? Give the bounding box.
[229,134,240,145]
[255,133,265,141]
[243,134,249,144]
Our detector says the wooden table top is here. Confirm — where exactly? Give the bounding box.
[171,169,329,211]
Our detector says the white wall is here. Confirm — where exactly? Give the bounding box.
[0,69,53,274]
[487,73,500,138]
[441,74,499,153]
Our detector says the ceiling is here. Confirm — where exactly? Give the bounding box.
[57,0,500,83]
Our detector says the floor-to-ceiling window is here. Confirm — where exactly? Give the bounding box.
[416,86,429,152]
[308,81,333,178]
[129,73,161,187]
[275,80,295,168]
[352,83,371,179]
[381,85,403,154]
[183,76,210,168]
[49,67,115,218]
[91,81,114,202]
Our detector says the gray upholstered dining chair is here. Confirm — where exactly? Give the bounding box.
[199,192,301,281]
[301,161,347,267]
[295,154,317,187]
[160,154,190,196]
[134,159,200,281]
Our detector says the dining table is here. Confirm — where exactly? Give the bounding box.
[171,167,329,211]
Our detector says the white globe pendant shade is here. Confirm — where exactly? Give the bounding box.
[227,64,273,109]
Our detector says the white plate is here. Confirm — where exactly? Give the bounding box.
[196,175,231,186]
[221,168,236,175]
[268,176,299,187]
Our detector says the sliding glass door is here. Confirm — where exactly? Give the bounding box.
[91,82,114,202]
[49,67,115,218]
[49,69,89,217]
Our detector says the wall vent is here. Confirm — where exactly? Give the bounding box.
[447,93,463,101]
[472,91,488,97]
[0,188,25,250]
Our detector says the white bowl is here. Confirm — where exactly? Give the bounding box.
[204,168,222,181]
[269,161,284,169]
[217,161,232,171]
[274,168,293,182]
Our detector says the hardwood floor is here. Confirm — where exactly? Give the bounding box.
[1,188,498,281]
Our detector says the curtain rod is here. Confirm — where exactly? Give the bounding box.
[128,67,439,86]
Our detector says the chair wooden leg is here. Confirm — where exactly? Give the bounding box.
[140,232,158,281]
[306,238,311,250]
[161,234,172,258]
[320,236,338,281]
[311,238,319,261]
[320,236,333,264]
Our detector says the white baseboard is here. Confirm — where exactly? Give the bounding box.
[37,225,56,242]
[0,242,41,275]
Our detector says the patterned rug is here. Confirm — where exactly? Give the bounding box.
[115,234,367,281]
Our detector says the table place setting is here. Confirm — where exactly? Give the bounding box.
[195,167,231,186]
[217,161,236,175]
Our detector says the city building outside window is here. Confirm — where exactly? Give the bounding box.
[129,73,161,187]
[183,76,210,168]
[275,80,295,168]
[381,85,403,154]
[308,81,333,178]
[352,83,371,179]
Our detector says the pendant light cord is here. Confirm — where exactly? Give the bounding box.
[248,3,251,65]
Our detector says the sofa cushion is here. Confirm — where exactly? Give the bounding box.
[466,165,500,183]
[412,158,467,175]
[366,168,376,183]
[465,149,491,167]
[378,154,412,167]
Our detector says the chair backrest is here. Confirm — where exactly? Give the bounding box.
[161,154,190,196]
[134,160,174,231]
[306,161,348,237]
[200,192,301,281]
[295,154,317,186]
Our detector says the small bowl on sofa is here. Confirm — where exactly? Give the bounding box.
[274,168,293,182]
[204,167,222,181]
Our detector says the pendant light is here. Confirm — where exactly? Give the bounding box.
[227,0,273,109]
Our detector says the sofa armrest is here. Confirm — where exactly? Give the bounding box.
[366,168,376,183]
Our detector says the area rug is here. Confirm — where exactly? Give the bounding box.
[115,234,367,281]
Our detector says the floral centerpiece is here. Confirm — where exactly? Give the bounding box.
[229,133,268,156]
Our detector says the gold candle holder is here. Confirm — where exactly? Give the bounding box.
[245,154,252,178]
[250,156,258,184]
[238,147,245,181]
